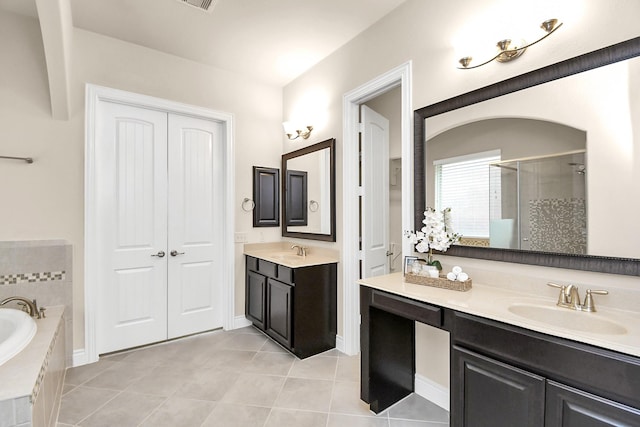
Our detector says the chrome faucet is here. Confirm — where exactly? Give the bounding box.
[291,245,307,256]
[547,282,609,312]
[0,296,43,318]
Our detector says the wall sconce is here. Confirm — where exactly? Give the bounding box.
[283,121,313,140]
[458,19,562,69]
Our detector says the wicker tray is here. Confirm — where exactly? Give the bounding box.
[405,273,472,292]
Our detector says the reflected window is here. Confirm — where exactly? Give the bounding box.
[434,150,501,239]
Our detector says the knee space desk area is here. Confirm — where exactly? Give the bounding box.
[359,273,640,426]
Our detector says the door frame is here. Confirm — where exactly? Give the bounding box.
[83,84,235,365]
[341,61,412,355]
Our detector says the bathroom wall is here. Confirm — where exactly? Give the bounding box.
[0,240,72,366]
[0,10,283,355]
[282,0,640,396]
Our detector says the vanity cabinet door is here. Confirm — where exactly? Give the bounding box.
[266,278,292,349]
[246,270,267,330]
[546,381,640,427]
[452,346,545,427]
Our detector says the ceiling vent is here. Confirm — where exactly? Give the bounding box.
[177,0,216,13]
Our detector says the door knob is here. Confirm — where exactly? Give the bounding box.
[170,250,185,257]
[151,251,166,258]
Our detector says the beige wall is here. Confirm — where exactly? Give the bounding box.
[283,0,640,389]
[0,10,283,350]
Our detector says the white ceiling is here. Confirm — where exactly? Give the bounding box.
[0,0,407,86]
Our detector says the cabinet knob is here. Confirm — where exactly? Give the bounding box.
[151,251,166,258]
[170,250,185,257]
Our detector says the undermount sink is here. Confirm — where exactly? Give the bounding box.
[508,303,628,335]
[269,252,305,262]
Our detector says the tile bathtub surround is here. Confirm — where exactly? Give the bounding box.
[59,327,450,427]
[0,240,73,365]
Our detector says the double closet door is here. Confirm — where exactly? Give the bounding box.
[96,101,224,354]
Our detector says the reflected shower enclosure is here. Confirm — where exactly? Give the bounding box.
[489,151,587,254]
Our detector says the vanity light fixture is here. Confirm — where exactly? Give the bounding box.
[283,122,313,141]
[458,18,562,70]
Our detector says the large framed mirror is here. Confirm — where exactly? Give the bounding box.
[282,138,336,242]
[415,37,640,276]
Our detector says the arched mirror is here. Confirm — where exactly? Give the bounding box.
[414,37,640,276]
[282,138,336,242]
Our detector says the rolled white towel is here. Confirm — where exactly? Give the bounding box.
[457,272,469,282]
[452,266,462,275]
[447,272,457,281]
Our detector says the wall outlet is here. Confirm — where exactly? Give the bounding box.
[234,232,248,243]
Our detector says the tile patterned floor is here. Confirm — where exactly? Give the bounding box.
[58,327,449,427]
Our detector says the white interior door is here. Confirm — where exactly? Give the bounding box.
[167,114,224,338]
[96,101,168,354]
[96,103,224,354]
[361,105,390,278]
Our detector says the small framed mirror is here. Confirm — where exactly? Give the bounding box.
[253,166,280,227]
[282,138,336,242]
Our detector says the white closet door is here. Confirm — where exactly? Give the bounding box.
[96,101,169,354]
[167,114,224,338]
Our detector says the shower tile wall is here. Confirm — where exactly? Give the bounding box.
[0,240,72,365]
[529,198,587,254]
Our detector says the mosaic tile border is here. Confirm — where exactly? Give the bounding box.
[0,271,65,286]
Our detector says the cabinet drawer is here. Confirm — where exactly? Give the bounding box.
[371,290,442,327]
[246,256,258,271]
[258,259,277,278]
[277,265,293,284]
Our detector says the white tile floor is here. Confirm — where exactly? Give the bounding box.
[58,327,449,426]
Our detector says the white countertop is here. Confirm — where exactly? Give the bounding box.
[359,272,640,358]
[244,242,339,268]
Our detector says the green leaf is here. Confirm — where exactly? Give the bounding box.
[428,260,443,271]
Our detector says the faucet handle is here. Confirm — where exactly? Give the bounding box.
[547,282,568,304]
[582,289,608,312]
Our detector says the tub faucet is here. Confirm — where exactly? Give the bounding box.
[291,245,307,256]
[0,296,42,318]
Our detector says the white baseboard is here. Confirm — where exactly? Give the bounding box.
[415,373,450,411]
[72,348,89,367]
[232,315,253,330]
[335,334,345,353]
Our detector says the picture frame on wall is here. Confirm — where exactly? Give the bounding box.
[403,256,418,276]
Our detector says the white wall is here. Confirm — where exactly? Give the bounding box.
[283,0,640,392]
[0,10,283,350]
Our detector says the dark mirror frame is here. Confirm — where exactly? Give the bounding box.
[282,138,336,242]
[414,37,640,276]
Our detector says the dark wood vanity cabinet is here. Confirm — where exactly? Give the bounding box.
[266,278,292,348]
[246,270,267,329]
[453,346,545,427]
[450,312,640,427]
[245,256,337,358]
[360,286,640,425]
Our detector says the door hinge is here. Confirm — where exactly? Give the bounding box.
[358,123,365,133]
[357,186,364,196]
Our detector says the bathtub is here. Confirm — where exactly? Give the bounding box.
[0,308,37,366]
[0,305,65,427]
